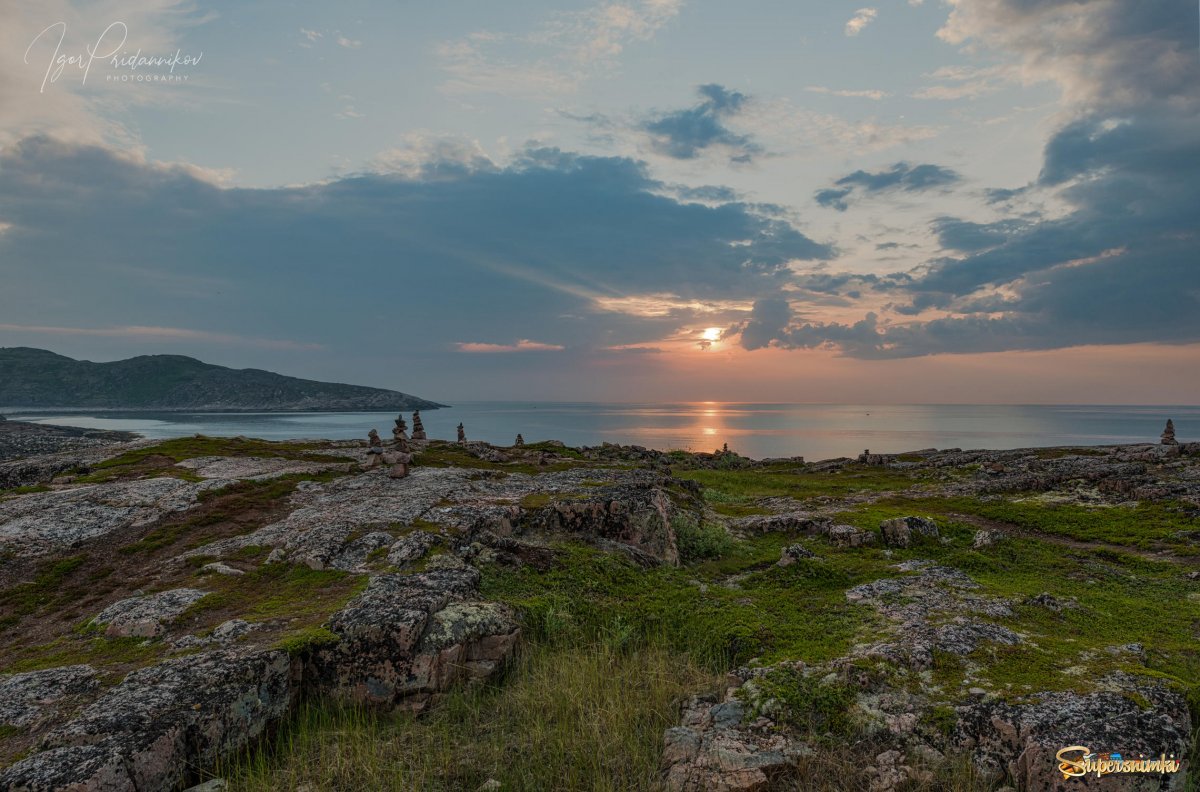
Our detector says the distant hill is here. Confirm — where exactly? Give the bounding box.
[0,348,447,412]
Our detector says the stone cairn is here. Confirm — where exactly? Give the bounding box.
[363,429,385,469]
[411,410,427,441]
[514,433,524,447]
[1162,419,1178,445]
[457,423,466,444]
[386,435,414,479]
[392,414,408,445]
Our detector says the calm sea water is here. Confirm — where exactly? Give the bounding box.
[6,403,1196,462]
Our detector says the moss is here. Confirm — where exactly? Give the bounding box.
[921,705,959,737]
[4,634,162,674]
[0,555,87,620]
[679,465,922,503]
[671,514,734,562]
[276,626,340,656]
[740,664,858,738]
[482,540,874,671]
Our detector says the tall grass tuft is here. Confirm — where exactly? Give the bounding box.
[220,637,716,791]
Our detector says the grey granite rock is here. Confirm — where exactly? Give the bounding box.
[93,588,209,638]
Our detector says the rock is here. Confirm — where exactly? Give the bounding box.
[0,665,99,730]
[0,476,229,558]
[212,619,257,643]
[265,547,286,564]
[313,569,519,708]
[1,649,295,792]
[661,692,809,792]
[955,673,1192,791]
[972,529,1004,549]
[425,553,467,571]
[731,514,832,535]
[183,780,228,792]
[93,588,209,638]
[879,516,939,548]
[478,780,502,792]
[173,456,344,481]
[777,544,815,566]
[199,562,244,577]
[387,530,437,567]
[828,524,876,548]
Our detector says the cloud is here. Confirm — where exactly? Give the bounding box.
[815,162,962,210]
[0,323,323,350]
[456,340,565,353]
[736,0,1200,358]
[335,34,361,49]
[1,1,210,147]
[805,86,888,100]
[639,84,763,163]
[0,136,832,367]
[437,0,683,97]
[844,8,878,36]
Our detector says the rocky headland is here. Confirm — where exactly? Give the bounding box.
[0,424,1197,790]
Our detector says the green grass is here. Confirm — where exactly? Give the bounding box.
[0,555,87,622]
[276,626,340,656]
[679,464,923,503]
[220,638,715,792]
[3,633,163,674]
[179,563,365,626]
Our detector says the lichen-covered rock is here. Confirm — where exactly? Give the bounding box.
[93,588,209,638]
[0,477,230,558]
[776,544,815,566]
[1,649,295,792]
[954,674,1192,791]
[173,455,349,481]
[0,665,98,730]
[879,516,939,548]
[314,569,519,708]
[731,513,832,535]
[387,529,437,566]
[828,524,876,548]
[972,529,1004,549]
[846,563,1016,670]
[660,692,810,792]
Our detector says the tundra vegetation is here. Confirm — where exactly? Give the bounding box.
[0,432,1196,790]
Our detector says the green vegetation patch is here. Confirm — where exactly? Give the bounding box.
[180,563,366,627]
[679,464,923,505]
[78,435,351,483]
[276,626,340,657]
[221,639,714,792]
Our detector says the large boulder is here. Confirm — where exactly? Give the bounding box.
[879,516,939,548]
[0,649,295,792]
[312,568,519,709]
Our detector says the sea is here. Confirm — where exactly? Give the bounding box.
[5,403,1196,462]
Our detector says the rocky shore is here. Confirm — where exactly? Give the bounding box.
[0,425,1196,790]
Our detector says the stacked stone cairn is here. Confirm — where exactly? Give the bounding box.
[514,433,524,447]
[411,410,428,441]
[362,429,385,469]
[1162,419,1178,445]
[457,423,466,444]
[392,415,408,445]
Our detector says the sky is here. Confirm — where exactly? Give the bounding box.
[1,0,1197,404]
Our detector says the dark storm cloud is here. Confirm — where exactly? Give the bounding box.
[814,162,962,211]
[639,84,764,164]
[0,136,832,363]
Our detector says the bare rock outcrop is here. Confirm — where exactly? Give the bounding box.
[1,650,295,792]
[93,588,210,638]
[312,567,519,709]
[0,477,229,558]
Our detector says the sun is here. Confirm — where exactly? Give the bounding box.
[701,327,722,342]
